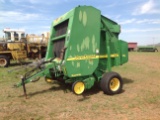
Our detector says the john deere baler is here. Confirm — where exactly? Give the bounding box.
[16,6,128,97]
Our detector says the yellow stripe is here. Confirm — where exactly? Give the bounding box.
[67,54,119,61]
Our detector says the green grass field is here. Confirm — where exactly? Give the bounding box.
[0,52,160,120]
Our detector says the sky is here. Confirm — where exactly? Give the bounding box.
[0,0,160,45]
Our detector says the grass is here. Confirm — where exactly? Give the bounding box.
[0,52,160,120]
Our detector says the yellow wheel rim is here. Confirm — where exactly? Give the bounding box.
[110,78,120,91]
[74,82,85,95]
[45,78,53,83]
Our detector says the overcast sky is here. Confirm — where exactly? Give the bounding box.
[0,0,160,45]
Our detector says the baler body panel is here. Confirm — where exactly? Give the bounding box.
[45,6,102,78]
[65,6,101,77]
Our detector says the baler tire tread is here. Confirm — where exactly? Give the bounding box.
[100,72,123,95]
[0,55,10,67]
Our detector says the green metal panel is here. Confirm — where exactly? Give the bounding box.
[64,6,101,77]
[98,15,122,72]
[118,40,128,64]
[45,8,75,60]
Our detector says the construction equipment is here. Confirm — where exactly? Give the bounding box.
[15,6,128,97]
[26,33,48,59]
[0,28,49,67]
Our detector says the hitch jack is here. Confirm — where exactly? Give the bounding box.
[22,78,27,99]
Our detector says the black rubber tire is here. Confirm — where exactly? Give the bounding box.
[0,55,9,67]
[100,72,123,95]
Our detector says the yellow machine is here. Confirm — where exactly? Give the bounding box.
[0,28,49,67]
